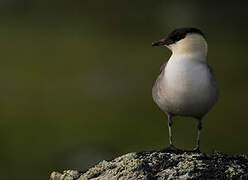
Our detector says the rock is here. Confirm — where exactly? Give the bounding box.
[50,149,248,180]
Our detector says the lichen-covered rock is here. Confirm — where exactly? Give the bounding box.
[50,150,248,180]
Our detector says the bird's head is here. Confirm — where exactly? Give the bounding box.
[152,27,207,57]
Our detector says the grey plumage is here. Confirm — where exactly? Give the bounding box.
[152,62,219,119]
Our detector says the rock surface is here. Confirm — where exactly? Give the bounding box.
[50,149,248,180]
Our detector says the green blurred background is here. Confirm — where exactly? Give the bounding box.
[0,1,248,179]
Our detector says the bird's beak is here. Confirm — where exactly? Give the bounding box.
[152,39,166,46]
[152,37,173,47]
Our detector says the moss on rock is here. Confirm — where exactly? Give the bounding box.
[50,150,248,180]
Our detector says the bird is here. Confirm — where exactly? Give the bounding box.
[152,27,219,152]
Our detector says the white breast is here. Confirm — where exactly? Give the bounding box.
[156,55,216,118]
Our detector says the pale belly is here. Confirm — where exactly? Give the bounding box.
[153,60,218,118]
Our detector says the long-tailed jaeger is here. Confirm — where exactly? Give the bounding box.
[152,27,219,151]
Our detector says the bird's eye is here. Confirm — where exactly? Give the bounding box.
[175,35,181,40]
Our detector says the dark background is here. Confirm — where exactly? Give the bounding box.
[1,1,248,179]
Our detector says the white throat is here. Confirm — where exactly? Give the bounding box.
[168,34,208,62]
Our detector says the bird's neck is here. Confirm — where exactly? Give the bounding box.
[170,53,207,63]
[170,34,208,60]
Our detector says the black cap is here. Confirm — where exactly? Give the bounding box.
[152,27,205,46]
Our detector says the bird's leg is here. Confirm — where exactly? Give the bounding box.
[194,118,202,152]
[168,114,174,147]
[161,114,183,153]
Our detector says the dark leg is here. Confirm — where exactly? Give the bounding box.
[194,118,202,152]
[168,114,173,147]
[161,114,183,153]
